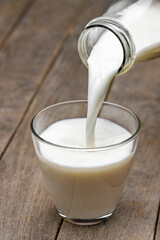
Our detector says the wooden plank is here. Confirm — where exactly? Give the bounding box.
[0,0,86,157]
[0,0,34,48]
[0,0,113,239]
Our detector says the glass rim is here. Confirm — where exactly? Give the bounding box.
[30,100,141,151]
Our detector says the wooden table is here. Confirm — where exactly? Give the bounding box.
[0,0,159,239]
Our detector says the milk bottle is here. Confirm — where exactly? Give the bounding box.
[78,0,160,147]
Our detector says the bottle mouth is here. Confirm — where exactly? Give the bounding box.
[78,17,136,75]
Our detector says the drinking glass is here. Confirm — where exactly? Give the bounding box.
[30,100,140,225]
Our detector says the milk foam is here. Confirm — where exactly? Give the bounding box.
[39,118,132,169]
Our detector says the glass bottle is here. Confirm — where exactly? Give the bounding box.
[78,0,160,75]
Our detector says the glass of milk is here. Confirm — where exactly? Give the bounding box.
[30,100,140,225]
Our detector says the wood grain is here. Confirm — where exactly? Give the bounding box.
[0,0,34,48]
[0,0,85,158]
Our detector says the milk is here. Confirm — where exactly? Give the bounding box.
[111,0,160,61]
[87,30,123,147]
[38,118,134,219]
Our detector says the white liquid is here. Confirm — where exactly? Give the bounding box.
[87,30,123,147]
[112,0,160,61]
[39,118,134,219]
[87,1,160,147]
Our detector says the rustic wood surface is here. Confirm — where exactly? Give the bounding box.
[0,0,85,157]
[0,0,34,48]
[0,0,159,239]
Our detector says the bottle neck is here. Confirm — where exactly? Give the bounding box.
[78,17,136,75]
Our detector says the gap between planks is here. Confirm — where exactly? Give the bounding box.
[154,201,160,240]
[54,219,64,240]
[0,0,87,162]
[0,0,37,50]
